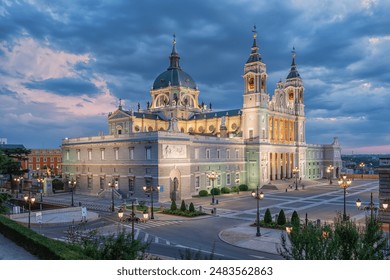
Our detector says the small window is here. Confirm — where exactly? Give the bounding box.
[206,149,210,159]
[88,150,92,161]
[226,173,231,185]
[129,147,134,160]
[226,149,230,159]
[115,148,119,160]
[101,149,105,160]
[195,148,199,159]
[195,176,200,188]
[146,147,151,160]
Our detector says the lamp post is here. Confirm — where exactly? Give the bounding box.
[23,192,35,229]
[13,177,20,198]
[68,178,76,207]
[356,192,388,222]
[108,179,118,212]
[326,165,334,184]
[118,208,124,232]
[143,185,160,219]
[338,175,352,221]
[207,171,218,204]
[292,167,299,191]
[359,162,365,179]
[37,177,44,203]
[251,185,264,237]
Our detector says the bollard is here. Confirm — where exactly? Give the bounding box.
[213,207,217,215]
[199,205,203,212]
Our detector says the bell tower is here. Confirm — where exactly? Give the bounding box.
[242,26,270,140]
[285,47,305,144]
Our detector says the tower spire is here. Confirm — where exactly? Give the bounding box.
[247,25,262,63]
[286,47,301,79]
[168,33,180,69]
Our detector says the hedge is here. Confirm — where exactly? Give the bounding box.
[0,215,89,260]
[198,190,208,197]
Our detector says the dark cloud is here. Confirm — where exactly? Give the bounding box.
[23,77,99,96]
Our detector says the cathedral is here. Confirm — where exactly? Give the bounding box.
[61,29,342,202]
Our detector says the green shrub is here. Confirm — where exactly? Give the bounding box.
[162,209,206,217]
[238,184,248,191]
[180,200,187,211]
[189,202,195,212]
[199,190,208,197]
[277,209,287,226]
[170,200,177,211]
[291,211,300,227]
[231,186,239,193]
[210,188,220,195]
[264,208,272,224]
[0,215,89,259]
[220,187,231,194]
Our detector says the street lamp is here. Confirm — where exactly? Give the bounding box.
[359,162,365,179]
[13,177,21,198]
[118,208,124,232]
[292,167,299,191]
[37,177,44,203]
[207,171,218,204]
[143,185,160,219]
[251,185,264,237]
[356,192,388,222]
[68,178,76,207]
[326,165,334,184]
[23,192,35,229]
[108,179,118,212]
[338,174,352,221]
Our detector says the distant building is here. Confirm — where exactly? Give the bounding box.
[0,138,7,144]
[22,149,62,177]
[61,31,342,202]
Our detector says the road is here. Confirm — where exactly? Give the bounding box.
[30,179,382,260]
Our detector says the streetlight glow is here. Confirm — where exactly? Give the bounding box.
[338,174,352,221]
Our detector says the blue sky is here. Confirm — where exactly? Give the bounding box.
[0,0,389,154]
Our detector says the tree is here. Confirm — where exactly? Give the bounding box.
[189,202,195,212]
[291,211,300,227]
[0,147,30,191]
[180,200,187,212]
[277,209,287,226]
[170,200,177,211]
[264,208,272,224]
[0,193,11,214]
[278,214,389,260]
[77,230,150,260]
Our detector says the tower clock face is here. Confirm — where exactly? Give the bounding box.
[248,77,255,90]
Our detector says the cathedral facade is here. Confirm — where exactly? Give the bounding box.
[61,31,342,202]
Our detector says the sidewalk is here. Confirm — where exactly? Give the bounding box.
[218,224,284,255]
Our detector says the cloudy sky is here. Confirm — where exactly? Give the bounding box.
[0,0,389,154]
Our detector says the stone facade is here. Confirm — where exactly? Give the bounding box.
[61,30,342,202]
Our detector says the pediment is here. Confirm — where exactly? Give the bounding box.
[108,110,131,120]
